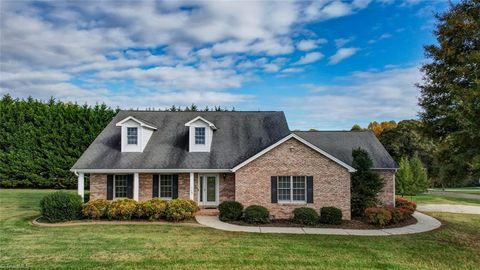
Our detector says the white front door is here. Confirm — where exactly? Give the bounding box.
[198,174,219,207]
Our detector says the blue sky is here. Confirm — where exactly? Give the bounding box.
[0,0,449,130]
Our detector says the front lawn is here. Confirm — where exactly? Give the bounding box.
[1,189,480,269]
[429,187,480,195]
[409,194,480,206]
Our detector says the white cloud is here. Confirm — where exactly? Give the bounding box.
[285,66,422,129]
[296,39,328,51]
[368,33,392,44]
[294,52,324,65]
[334,37,354,48]
[328,48,359,64]
[282,68,304,73]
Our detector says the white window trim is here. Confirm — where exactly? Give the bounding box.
[195,127,206,145]
[127,127,138,145]
[159,174,173,200]
[277,176,307,204]
[113,174,128,199]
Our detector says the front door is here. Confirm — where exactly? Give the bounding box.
[199,174,219,207]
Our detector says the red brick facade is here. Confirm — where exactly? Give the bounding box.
[375,169,395,207]
[235,138,352,220]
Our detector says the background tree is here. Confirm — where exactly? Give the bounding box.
[350,148,384,217]
[367,121,397,137]
[410,154,429,194]
[350,124,365,131]
[417,0,480,186]
[395,156,413,197]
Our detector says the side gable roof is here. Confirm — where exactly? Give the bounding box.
[232,133,356,172]
[72,111,290,170]
[294,131,397,169]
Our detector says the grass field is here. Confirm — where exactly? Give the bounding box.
[408,194,480,206]
[1,189,480,269]
[429,187,480,195]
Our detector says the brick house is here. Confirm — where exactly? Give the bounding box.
[72,111,397,220]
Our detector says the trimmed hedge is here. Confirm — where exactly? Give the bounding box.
[82,199,109,219]
[218,201,244,221]
[106,199,138,220]
[165,199,199,222]
[395,196,417,213]
[40,191,83,222]
[293,207,319,225]
[243,205,269,224]
[319,207,343,225]
[139,198,168,220]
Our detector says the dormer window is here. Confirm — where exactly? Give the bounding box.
[195,127,205,145]
[185,116,216,152]
[127,127,138,145]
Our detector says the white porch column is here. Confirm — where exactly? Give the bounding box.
[133,173,139,201]
[189,172,194,200]
[77,172,85,200]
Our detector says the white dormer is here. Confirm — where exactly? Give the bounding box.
[185,116,216,152]
[116,116,157,152]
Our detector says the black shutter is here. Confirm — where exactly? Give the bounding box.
[271,176,278,203]
[127,174,134,199]
[172,175,179,199]
[152,174,159,198]
[306,176,313,203]
[107,175,114,200]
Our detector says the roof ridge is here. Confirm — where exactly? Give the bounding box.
[119,110,283,113]
[293,130,371,132]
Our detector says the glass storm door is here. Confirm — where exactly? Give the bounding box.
[199,175,218,206]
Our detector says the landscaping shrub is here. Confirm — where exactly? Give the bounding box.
[165,199,199,222]
[218,201,244,221]
[40,191,83,222]
[243,205,269,224]
[319,207,343,225]
[389,207,411,224]
[140,198,168,220]
[106,199,138,220]
[395,196,417,213]
[364,207,392,226]
[293,207,319,225]
[82,199,109,219]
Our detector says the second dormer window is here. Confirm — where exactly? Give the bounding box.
[195,127,205,144]
[127,127,138,144]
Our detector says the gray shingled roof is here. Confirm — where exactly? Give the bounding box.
[294,131,397,169]
[72,111,291,170]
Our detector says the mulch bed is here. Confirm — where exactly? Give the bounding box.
[229,217,417,229]
[33,217,200,227]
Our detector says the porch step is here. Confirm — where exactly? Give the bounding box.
[196,208,219,216]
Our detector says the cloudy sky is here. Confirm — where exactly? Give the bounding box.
[0,0,449,130]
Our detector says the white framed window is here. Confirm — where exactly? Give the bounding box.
[114,175,128,198]
[160,175,173,199]
[127,127,138,144]
[277,176,306,203]
[195,127,205,144]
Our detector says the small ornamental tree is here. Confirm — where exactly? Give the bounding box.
[396,156,413,196]
[410,154,429,194]
[350,148,384,217]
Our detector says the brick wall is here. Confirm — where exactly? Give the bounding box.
[220,173,235,202]
[375,169,395,207]
[139,173,153,201]
[235,138,352,220]
[89,174,107,200]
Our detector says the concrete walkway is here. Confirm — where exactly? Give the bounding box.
[417,204,480,214]
[195,212,441,236]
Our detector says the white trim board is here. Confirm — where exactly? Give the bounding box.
[71,169,231,173]
[115,116,157,130]
[231,133,356,173]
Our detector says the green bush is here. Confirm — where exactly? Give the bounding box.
[140,198,168,220]
[82,199,109,219]
[106,199,138,220]
[165,199,199,222]
[389,207,411,224]
[293,207,319,225]
[243,205,269,224]
[40,191,83,222]
[218,201,244,221]
[319,207,343,225]
[364,207,392,226]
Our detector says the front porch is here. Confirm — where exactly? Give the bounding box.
[76,171,235,207]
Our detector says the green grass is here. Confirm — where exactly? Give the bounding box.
[429,187,480,195]
[1,189,480,269]
[409,194,480,206]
